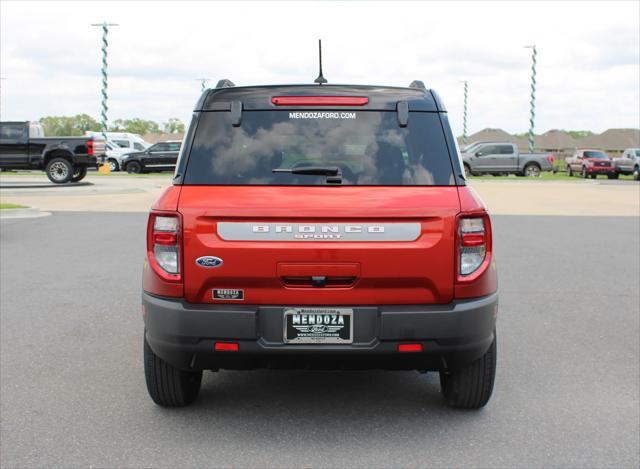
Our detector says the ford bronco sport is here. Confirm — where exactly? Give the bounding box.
[142,79,498,409]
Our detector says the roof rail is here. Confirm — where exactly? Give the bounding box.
[215,79,235,89]
[409,80,427,90]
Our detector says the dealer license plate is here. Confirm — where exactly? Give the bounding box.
[283,308,353,344]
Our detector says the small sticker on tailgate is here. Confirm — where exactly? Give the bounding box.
[212,289,244,300]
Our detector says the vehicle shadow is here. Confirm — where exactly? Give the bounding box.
[152,369,487,443]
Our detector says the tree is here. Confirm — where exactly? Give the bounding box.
[163,118,185,134]
[39,114,101,136]
[108,118,160,135]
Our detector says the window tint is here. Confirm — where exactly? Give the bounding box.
[498,145,513,154]
[478,145,496,155]
[0,123,26,140]
[167,142,181,152]
[114,140,130,148]
[184,111,455,186]
[584,151,608,159]
[151,143,168,152]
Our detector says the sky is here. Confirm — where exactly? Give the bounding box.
[1,0,639,136]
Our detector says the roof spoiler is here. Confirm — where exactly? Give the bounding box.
[409,80,427,90]
[215,79,235,89]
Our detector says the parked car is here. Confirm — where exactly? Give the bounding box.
[85,131,149,153]
[565,149,617,179]
[612,148,640,181]
[461,142,554,177]
[141,79,498,409]
[122,141,181,173]
[105,140,132,172]
[0,121,105,183]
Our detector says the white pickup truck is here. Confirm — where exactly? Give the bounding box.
[612,148,640,181]
[461,142,555,177]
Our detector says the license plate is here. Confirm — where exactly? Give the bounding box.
[283,308,353,344]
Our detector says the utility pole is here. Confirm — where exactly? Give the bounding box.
[91,22,119,143]
[524,45,537,153]
[195,78,211,92]
[460,80,468,144]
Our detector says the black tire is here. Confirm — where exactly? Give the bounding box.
[440,333,496,409]
[463,164,472,177]
[523,163,541,177]
[566,165,573,177]
[607,173,618,180]
[590,174,597,179]
[581,166,588,178]
[144,334,202,407]
[70,166,87,182]
[45,157,73,184]
[126,161,142,174]
[108,159,119,172]
[633,166,639,181]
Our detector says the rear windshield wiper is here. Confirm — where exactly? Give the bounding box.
[272,166,342,183]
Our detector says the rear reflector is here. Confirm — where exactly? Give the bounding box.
[215,342,239,352]
[397,343,422,353]
[271,96,368,106]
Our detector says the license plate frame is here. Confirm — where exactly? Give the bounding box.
[283,308,353,344]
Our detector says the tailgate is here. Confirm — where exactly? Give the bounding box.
[179,186,460,305]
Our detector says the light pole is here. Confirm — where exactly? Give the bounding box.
[91,22,119,143]
[460,80,468,144]
[524,45,537,153]
[195,78,211,92]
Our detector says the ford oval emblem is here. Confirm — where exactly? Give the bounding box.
[196,256,223,268]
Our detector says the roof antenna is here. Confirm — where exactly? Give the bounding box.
[314,39,328,85]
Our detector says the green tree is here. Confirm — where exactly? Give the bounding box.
[163,118,185,133]
[39,114,101,136]
[109,119,126,132]
[124,118,160,135]
[564,130,594,139]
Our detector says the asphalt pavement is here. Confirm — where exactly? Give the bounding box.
[1,212,638,468]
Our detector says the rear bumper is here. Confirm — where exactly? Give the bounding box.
[142,291,498,371]
[74,154,100,168]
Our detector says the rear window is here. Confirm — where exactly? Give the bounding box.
[183,111,455,185]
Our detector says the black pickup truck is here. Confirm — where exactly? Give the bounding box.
[0,121,106,183]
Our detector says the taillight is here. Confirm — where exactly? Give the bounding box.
[147,212,181,281]
[457,215,492,281]
[86,140,94,156]
[547,154,554,164]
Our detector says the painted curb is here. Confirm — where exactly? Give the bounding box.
[0,207,51,219]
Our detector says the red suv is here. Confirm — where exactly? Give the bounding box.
[142,80,498,409]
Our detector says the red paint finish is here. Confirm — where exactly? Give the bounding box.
[144,184,497,303]
[271,96,368,106]
[178,186,460,305]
